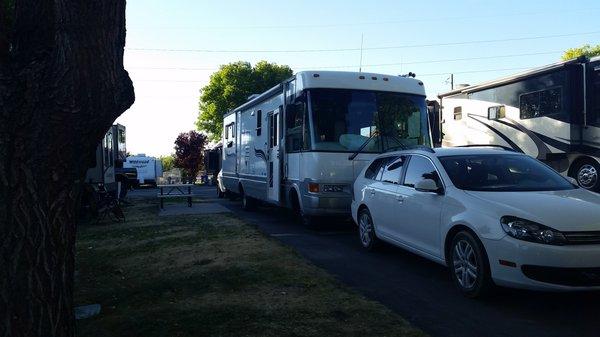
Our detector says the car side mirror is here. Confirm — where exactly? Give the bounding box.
[415,179,442,194]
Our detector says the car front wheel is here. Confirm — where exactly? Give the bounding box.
[449,231,493,298]
[358,208,379,250]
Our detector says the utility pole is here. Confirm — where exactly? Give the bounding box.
[450,73,454,90]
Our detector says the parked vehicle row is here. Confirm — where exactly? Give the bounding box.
[219,67,600,298]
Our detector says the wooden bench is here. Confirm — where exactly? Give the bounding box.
[157,184,195,209]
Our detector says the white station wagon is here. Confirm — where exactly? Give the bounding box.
[351,146,600,297]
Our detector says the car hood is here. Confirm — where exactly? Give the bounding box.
[464,188,600,232]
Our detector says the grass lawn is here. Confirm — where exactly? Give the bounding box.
[75,197,426,337]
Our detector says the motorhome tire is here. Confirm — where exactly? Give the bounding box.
[573,159,600,192]
[240,189,256,211]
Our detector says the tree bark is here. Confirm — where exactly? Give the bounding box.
[0,1,134,336]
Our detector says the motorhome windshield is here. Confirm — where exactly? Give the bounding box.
[309,89,430,153]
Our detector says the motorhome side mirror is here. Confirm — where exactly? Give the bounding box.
[415,179,442,194]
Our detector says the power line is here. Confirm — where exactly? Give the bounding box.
[131,66,540,83]
[127,50,561,72]
[298,51,562,69]
[127,8,600,31]
[418,66,534,77]
[126,30,600,54]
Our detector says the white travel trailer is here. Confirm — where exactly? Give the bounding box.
[438,56,600,191]
[221,71,432,225]
[124,154,163,186]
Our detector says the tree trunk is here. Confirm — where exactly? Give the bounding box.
[0,1,134,336]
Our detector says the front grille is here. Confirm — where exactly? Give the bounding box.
[522,265,600,287]
[564,231,600,245]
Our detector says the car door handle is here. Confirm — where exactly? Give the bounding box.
[369,189,375,196]
[396,195,404,203]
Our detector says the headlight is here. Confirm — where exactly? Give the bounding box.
[500,216,567,245]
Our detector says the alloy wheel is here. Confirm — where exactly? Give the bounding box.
[577,164,598,189]
[452,240,479,290]
[359,212,373,247]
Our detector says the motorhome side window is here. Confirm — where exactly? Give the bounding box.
[592,66,600,126]
[225,123,235,147]
[256,110,262,136]
[519,87,562,119]
[286,95,308,152]
[453,106,462,120]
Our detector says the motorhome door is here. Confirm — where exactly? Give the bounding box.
[267,108,281,202]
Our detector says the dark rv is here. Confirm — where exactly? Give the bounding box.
[85,124,136,195]
[437,56,600,191]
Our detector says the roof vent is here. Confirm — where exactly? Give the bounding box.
[371,76,377,80]
[313,73,320,78]
[359,75,366,79]
[456,84,470,89]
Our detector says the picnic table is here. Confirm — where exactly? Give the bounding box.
[157,184,195,209]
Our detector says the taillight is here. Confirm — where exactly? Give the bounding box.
[308,183,319,193]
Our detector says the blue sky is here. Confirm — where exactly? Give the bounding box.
[118,0,600,156]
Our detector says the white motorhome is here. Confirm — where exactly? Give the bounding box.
[124,154,163,186]
[221,71,432,225]
[437,56,600,192]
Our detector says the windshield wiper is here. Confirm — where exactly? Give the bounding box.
[348,131,380,160]
[382,133,408,152]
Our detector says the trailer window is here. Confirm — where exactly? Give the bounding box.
[104,132,113,168]
[269,113,279,148]
[519,87,562,119]
[453,106,462,120]
[469,70,567,117]
[256,110,262,136]
[590,64,600,126]
[225,123,235,139]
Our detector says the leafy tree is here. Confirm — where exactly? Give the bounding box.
[197,61,292,140]
[160,154,175,172]
[174,131,208,181]
[0,0,134,336]
[562,44,600,60]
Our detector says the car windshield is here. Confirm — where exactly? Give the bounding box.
[309,89,430,152]
[439,154,576,192]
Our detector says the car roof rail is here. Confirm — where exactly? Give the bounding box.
[405,145,436,153]
[455,144,519,152]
